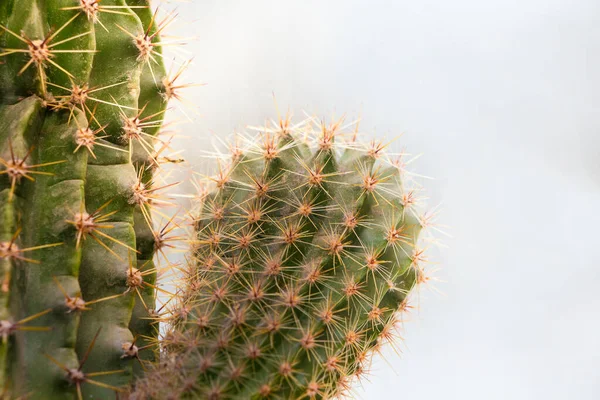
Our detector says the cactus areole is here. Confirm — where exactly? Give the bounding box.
[0,1,172,398]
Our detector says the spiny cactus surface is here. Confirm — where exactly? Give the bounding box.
[0,1,181,398]
[133,115,434,399]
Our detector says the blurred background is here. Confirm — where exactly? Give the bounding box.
[162,1,600,398]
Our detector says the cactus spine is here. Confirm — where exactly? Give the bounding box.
[0,1,176,398]
[132,115,434,399]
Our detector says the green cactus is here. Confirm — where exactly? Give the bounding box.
[1,2,437,399]
[0,1,178,398]
[132,115,433,399]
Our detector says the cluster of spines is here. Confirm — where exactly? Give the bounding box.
[0,1,191,398]
[132,114,440,399]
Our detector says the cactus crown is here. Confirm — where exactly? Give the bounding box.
[132,114,434,399]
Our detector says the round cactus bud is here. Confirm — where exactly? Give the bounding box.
[134,115,434,399]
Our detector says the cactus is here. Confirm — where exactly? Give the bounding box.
[0,1,177,398]
[132,115,434,399]
[1,2,438,399]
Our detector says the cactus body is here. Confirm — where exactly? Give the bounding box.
[0,1,169,398]
[134,117,430,399]
[1,3,437,399]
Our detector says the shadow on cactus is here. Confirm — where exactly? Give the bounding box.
[131,115,439,399]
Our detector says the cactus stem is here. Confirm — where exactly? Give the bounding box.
[66,201,138,258]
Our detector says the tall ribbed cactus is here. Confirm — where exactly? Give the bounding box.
[0,1,180,398]
[133,115,434,399]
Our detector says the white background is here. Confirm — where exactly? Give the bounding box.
[163,1,600,398]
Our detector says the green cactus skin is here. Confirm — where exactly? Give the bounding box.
[0,1,174,398]
[132,116,433,400]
